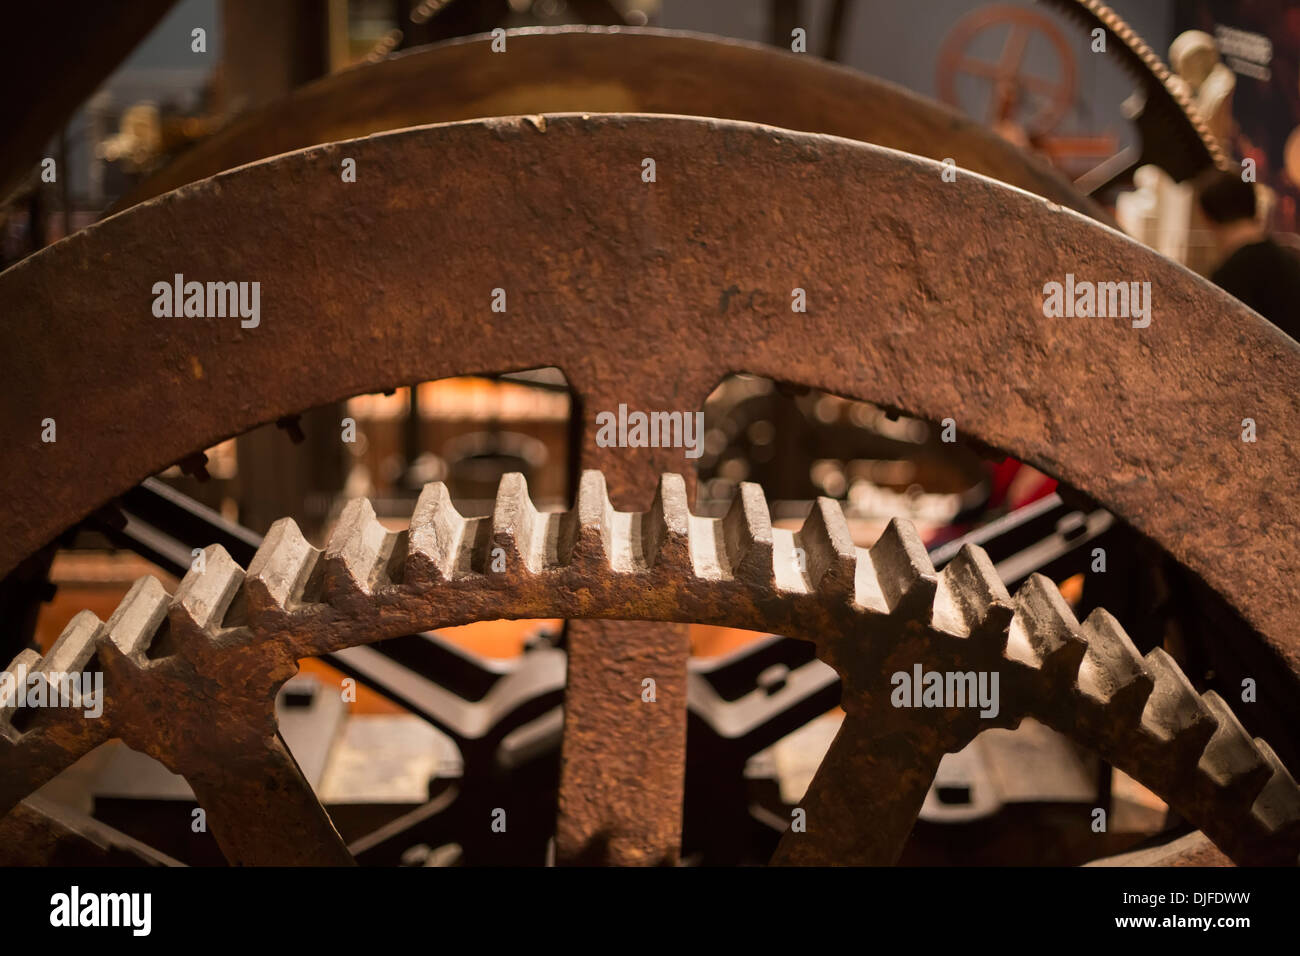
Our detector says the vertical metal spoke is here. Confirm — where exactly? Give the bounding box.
[554,370,709,865]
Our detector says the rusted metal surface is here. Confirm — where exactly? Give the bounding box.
[116,27,1104,220]
[558,618,688,865]
[3,113,1299,727]
[3,473,1296,865]
[0,794,182,866]
[1087,830,1234,867]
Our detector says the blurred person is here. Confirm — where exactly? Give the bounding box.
[1168,30,1236,144]
[1197,171,1300,340]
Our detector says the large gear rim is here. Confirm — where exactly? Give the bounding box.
[114,26,1104,220]
[2,471,1296,866]
[117,5,1226,220]
[2,116,1296,709]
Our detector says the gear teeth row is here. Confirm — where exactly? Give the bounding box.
[5,470,1297,865]
[991,565,1297,859]
[412,471,692,583]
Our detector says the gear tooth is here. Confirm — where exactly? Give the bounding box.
[865,518,937,615]
[1198,691,1272,798]
[489,472,542,574]
[1006,574,1087,676]
[246,518,318,613]
[2,648,41,677]
[559,470,615,567]
[797,497,856,595]
[932,543,1013,641]
[1,648,44,726]
[4,612,104,730]
[1077,608,1153,714]
[720,482,774,585]
[406,481,466,584]
[171,544,244,634]
[641,473,692,574]
[104,576,169,658]
[1139,648,1216,755]
[322,498,396,597]
[1249,739,1300,843]
[39,610,104,675]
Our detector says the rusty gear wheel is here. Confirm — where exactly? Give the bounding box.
[2,472,1296,866]
[3,114,1298,863]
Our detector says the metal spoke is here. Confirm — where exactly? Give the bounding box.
[770,714,949,865]
[179,731,354,866]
